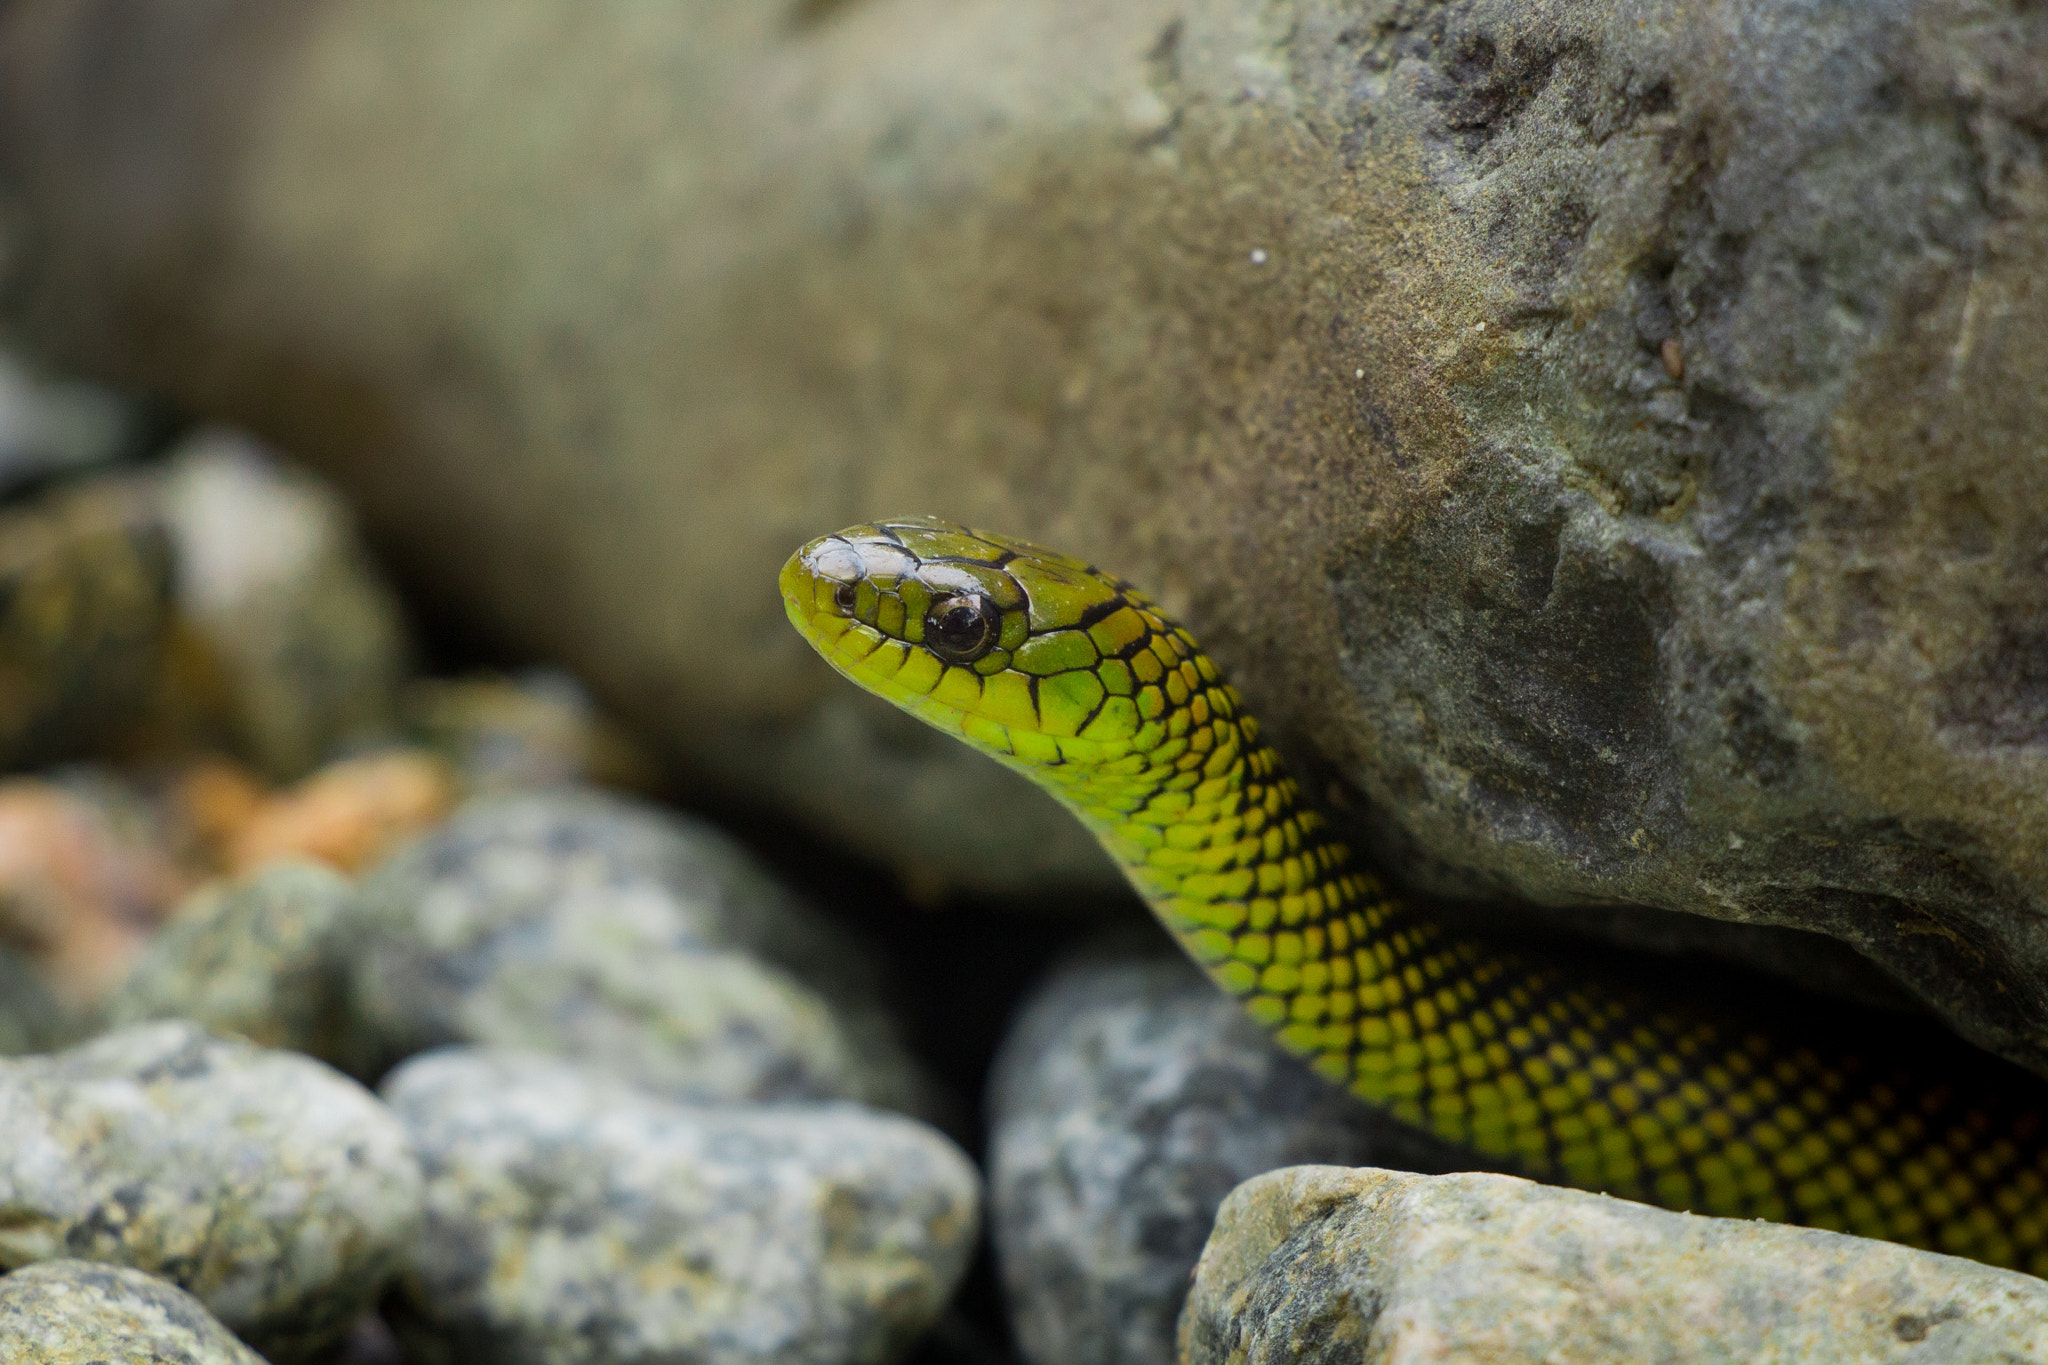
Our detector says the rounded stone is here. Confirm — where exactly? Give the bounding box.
[0,1020,424,1362]
[0,475,170,772]
[988,945,1475,1365]
[0,1260,265,1365]
[343,787,927,1109]
[1182,1165,2048,1364]
[157,427,413,780]
[381,1046,981,1365]
[104,859,357,1060]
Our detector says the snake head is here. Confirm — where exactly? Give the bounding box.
[781,516,1193,766]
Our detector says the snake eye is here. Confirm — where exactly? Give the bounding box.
[833,581,859,615]
[924,593,998,665]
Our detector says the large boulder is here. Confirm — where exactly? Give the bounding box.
[1180,1165,2048,1364]
[1,2,2046,1060]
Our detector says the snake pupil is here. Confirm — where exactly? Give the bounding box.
[925,594,996,664]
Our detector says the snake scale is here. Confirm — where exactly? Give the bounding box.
[782,516,2048,1271]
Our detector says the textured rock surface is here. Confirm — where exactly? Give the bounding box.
[382,1047,980,1365]
[0,1020,423,1361]
[157,428,412,779]
[0,475,170,772]
[989,947,1475,1365]
[345,788,926,1109]
[0,1260,265,1365]
[106,859,357,1058]
[2,2,2048,1059]
[1181,1164,2048,1364]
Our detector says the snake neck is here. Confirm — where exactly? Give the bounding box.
[1007,627,1451,1084]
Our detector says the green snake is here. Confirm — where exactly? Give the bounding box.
[782,517,2048,1271]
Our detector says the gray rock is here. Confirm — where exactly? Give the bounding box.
[344,788,927,1110]
[1180,1165,2048,1365]
[989,947,1475,1365]
[0,1020,423,1361]
[381,1046,981,1365]
[158,427,412,779]
[0,1260,265,1365]
[0,945,71,1055]
[104,860,356,1060]
[0,474,170,770]
[0,350,140,497]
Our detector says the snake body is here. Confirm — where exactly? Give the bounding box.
[783,517,2048,1270]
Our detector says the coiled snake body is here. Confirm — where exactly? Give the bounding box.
[783,517,2048,1270]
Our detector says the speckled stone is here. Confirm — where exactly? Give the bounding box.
[158,428,412,779]
[382,1046,981,1365]
[104,859,357,1060]
[0,1260,265,1365]
[0,1020,423,1362]
[1181,1165,2048,1364]
[989,947,1475,1365]
[344,788,927,1110]
[0,475,170,771]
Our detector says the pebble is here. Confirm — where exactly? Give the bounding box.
[226,747,456,874]
[0,945,70,1056]
[987,947,1475,1365]
[0,774,187,1006]
[0,476,171,771]
[381,1047,981,1365]
[0,1259,264,1365]
[104,859,357,1060]
[403,668,660,796]
[0,1020,423,1362]
[0,350,141,497]
[1181,1165,2048,1364]
[344,788,926,1109]
[158,428,412,779]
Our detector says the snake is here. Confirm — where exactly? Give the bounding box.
[782,516,2048,1271]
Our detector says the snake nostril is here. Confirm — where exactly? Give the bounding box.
[834,581,858,614]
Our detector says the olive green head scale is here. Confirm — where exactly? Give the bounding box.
[783,517,2048,1272]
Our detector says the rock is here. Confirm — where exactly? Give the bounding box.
[157,428,412,780]
[4,0,2047,1065]
[105,860,357,1059]
[0,474,171,771]
[1180,1165,2048,1365]
[0,774,188,1007]
[227,747,456,875]
[989,946,1475,1365]
[0,944,71,1055]
[0,349,141,497]
[381,1047,981,1365]
[344,787,927,1109]
[0,1260,265,1365]
[0,1020,423,1361]
[403,669,661,797]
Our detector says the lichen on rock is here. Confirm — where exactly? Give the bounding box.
[1180,1165,2048,1364]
